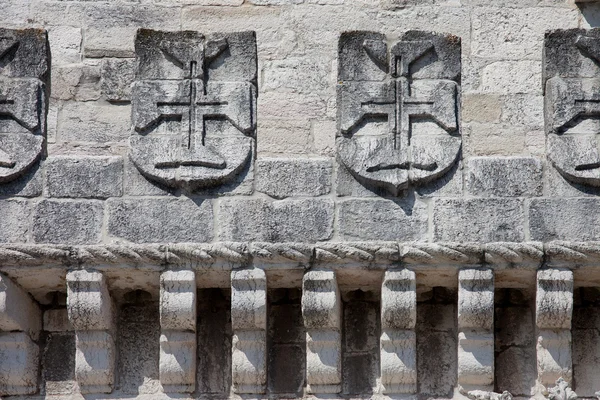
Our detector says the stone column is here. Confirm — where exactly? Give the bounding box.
[457,268,494,393]
[159,270,196,393]
[302,269,341,394]
[0,272,41,396]
[231,268,267,394]
[536,268,573,389]
[67,269,115,394]
[380,269,417,394]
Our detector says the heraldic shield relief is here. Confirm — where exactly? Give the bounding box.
[545,29,600,187]
[336,31,461,195]
[130,29,257,191]
[0,28,48,183]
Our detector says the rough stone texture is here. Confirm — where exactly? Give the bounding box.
[0,332,39,396]
[466,157,543,197]
[32,200,103,245]
[573,288,600,397]
[100,58,135,102]
[529,198,600,241]
[57,102,131,143]
[256,158,332,198]
[107,198,213,243]
[434,199,525,242]
[46,156,123,199]
[0,199,30,243]
[218,198,333,242]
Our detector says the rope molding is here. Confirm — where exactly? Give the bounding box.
[0,241,597,268]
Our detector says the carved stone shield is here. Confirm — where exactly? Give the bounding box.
[336,31,461,195]
[130,30,257,190]
[0,29,48,183]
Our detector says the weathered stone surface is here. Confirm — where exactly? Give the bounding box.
[529,198,600,241]
[466,157,543,197]
[0,332,39,396]
[47,26,82,66]
[101,58,135,102]
[46,156,123,199]
[0,29,48,184]
[434,199,525,242]
[255,158,332,198]
[218,198,333,242]
[0,272,42,338]
[0,199,30,243]
[231,268,267,394]
[130,29,257,191]
[58,102,131,143]
[33,200,103,245]
[338,197,428,241]
[107,198,213,243]
[337,31,461,195]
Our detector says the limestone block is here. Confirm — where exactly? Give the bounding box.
[536,269,573,330]
[466,157,543,197]
[0,199,30,243]
[43,309,71,333]
[0,272,41,338]
[336,31,461,195]
[433,198,525,242]
[529,198,600,241]
[48,26,82,65]
[58,101,131,143]
[160,270,196,392]
[46,156,123,199]
[255,158,332,199]
[302,270,341,394]
[0,332,39,395]
[67,270,115,394]
[536,269,573,388]
[458,269,494,392]
[33,200,103,245]
[338,198,428,241]
[107,198,213,243]
[0,28,48,184]
[380,270,417,394]
[100,58,135,102]
[231,268,266,394]
[130,29,257,191]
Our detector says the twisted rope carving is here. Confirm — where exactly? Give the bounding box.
[0,244,72,265]
[76,244,167,265]
[484,242,543,265]
[401,243,482,264]
[314,242,400,262]
[545,241,600,262]
[167,242,249,263]
[250,243,313,262]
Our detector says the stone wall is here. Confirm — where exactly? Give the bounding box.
[0,0,599,398]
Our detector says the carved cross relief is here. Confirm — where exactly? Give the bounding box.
[545,29,600,186]
[337,31,461,195]
[0,29,47,183]
[130,29,257,190]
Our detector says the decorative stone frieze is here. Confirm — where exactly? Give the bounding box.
[548,378,578,400]
[302,269,342,394]
[130,29,257,191]
[467,390,513,400]
[159,270,196,393]
[0,28,48,183]
[380,269,417,394]
[457,268,494,392]
[336,31,461,195]
[0,272,41,396]
[231,268,267,394]
[536,269,574,390]
[66,270,115,394]
[545,29,600,187]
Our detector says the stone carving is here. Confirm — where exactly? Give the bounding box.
[457,268,494,392]
[131,29,257,190]
[548,378,577,400]
[535,269,573,389]
[380,269,417,394]
[336,31,461,195]
[231,268,267,394]
[544,29,600,186]
[159,270,196,393]
[0,28,48,183]
[0,272,41,396]
[467,390,513,400]
[66,270,115,394]
[302,269,342,394]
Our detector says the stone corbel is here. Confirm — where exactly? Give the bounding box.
[159,269,196,393]
[458,268,495,393]
[302,269,342,394]
[536,269,574,390]
[380,269,417,394]
[231,268,267,394]
[0,272,41,396]
[66,269,115,394]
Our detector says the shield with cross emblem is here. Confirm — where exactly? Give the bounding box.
[545,29,600,187]
[0,29,48,183]
[130,29,257,190]
[336,31,461,195]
